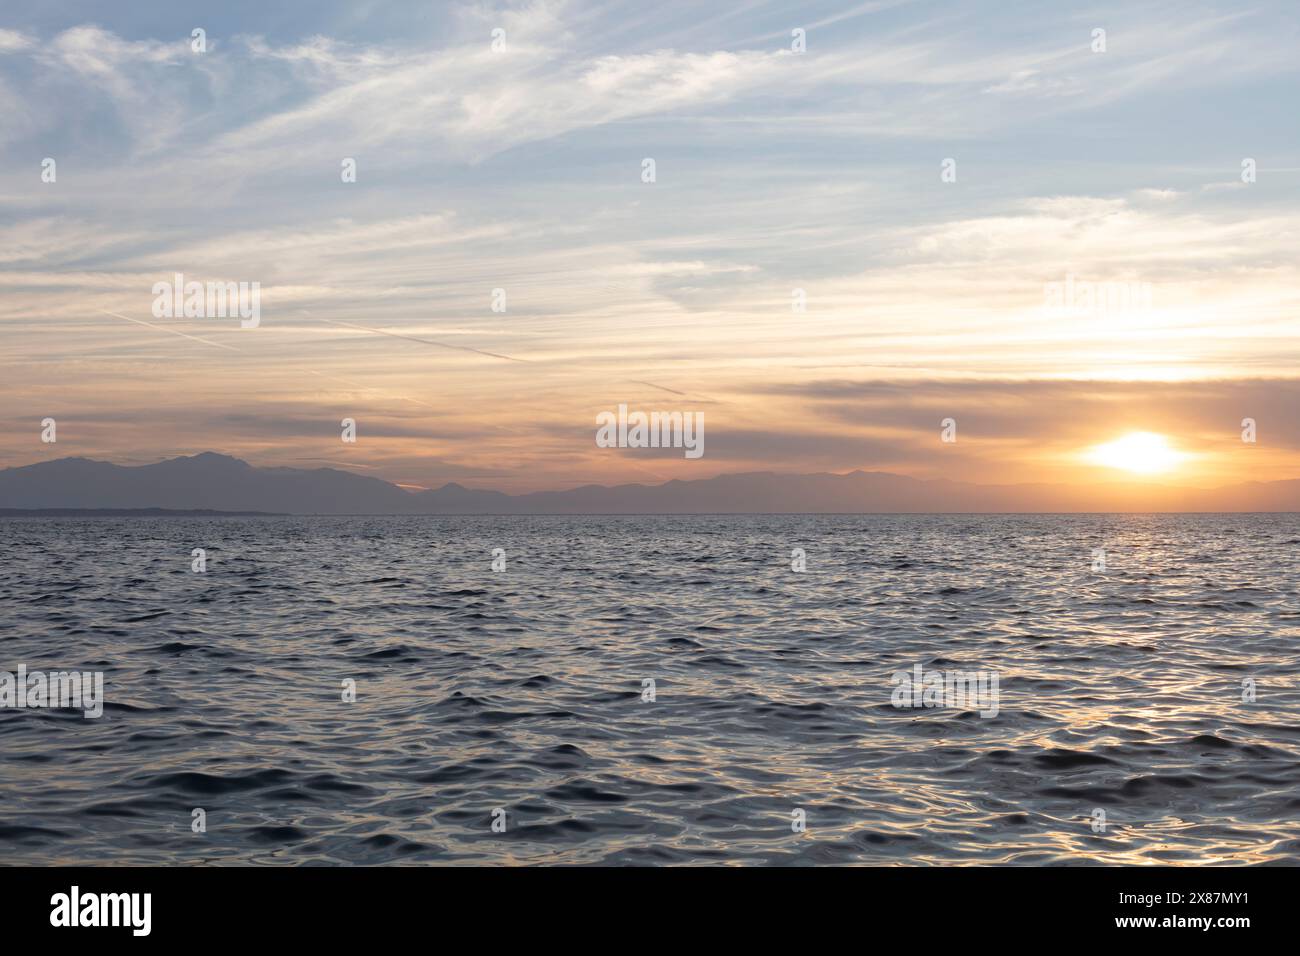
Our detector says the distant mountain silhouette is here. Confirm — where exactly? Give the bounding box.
[0,453,411,514]
[1,453,1298,513]
[0,507,283,517]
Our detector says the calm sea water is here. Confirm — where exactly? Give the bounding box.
[1,514,1298,866]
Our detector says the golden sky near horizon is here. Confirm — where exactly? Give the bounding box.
[2,3,1299,493]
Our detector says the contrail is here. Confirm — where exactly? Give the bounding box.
[631,379,688,396]
[321,318,529,363]
[304,311,713,399]
[101,310,242,352]
[101,310,440,409]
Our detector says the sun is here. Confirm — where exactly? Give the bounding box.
[1085,431,1186,475]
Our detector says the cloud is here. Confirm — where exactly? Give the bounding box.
[0,29,33,52]
[2,2,1299,490]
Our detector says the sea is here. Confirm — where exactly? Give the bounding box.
[1,513,1297,865]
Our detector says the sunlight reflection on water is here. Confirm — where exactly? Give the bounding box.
[1,513,1297,865]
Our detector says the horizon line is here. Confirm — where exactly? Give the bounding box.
[5,451,1299,497]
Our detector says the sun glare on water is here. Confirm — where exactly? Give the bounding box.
[1085,431,1186,475]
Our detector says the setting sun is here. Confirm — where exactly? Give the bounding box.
[1085,432,1186,475]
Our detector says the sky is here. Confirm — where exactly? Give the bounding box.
[1,0,1298,493]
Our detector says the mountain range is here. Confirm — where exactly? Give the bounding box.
[1,453,1298,514]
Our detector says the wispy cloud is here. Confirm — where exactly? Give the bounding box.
[1,0,1298,490]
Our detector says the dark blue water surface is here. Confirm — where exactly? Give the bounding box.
[1,514,1298,865]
